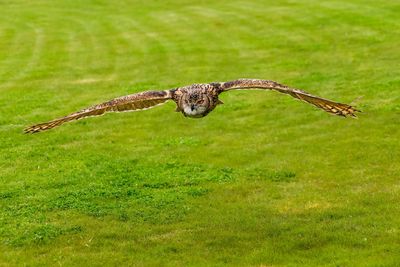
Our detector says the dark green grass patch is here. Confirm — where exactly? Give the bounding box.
[1,152,292,248]
[0,159,245,246]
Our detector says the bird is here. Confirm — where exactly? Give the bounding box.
[24,79,360,133]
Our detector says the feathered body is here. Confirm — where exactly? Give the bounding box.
[173,83,221,118]
[25,79,359,133]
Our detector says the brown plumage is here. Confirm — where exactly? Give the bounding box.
[25,79,360,133]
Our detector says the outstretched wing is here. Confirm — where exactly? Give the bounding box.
[218,79,359,117]
[25,90,173,133]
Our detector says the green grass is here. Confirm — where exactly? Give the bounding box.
[1,0,399,265]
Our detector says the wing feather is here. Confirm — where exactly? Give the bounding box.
[219,79,359,117]
[25,90,173,133]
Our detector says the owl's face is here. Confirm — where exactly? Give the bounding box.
[181,92,210,118]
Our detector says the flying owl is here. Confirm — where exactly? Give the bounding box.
[25,79,359,133]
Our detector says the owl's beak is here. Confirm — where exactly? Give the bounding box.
[191,104,195,111]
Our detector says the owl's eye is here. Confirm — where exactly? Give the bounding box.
[197,99,205,104]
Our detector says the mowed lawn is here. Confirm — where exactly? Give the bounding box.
[0,0,399,265]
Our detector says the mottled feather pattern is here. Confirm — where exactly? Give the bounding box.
[219,79,359,117]
[290,92,358,117]
[24,90,172,133]
[25,79,359,133]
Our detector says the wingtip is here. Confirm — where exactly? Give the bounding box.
[24,126,39,134]
[349,113,358,118]
[349,97,362,116]
[24,123,48,134]
[345,107,361,118]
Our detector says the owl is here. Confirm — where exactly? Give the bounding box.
[25,79,359,133]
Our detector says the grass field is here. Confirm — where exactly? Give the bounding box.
[1,0,399,266]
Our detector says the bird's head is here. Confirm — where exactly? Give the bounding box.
[182,92,210,118]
